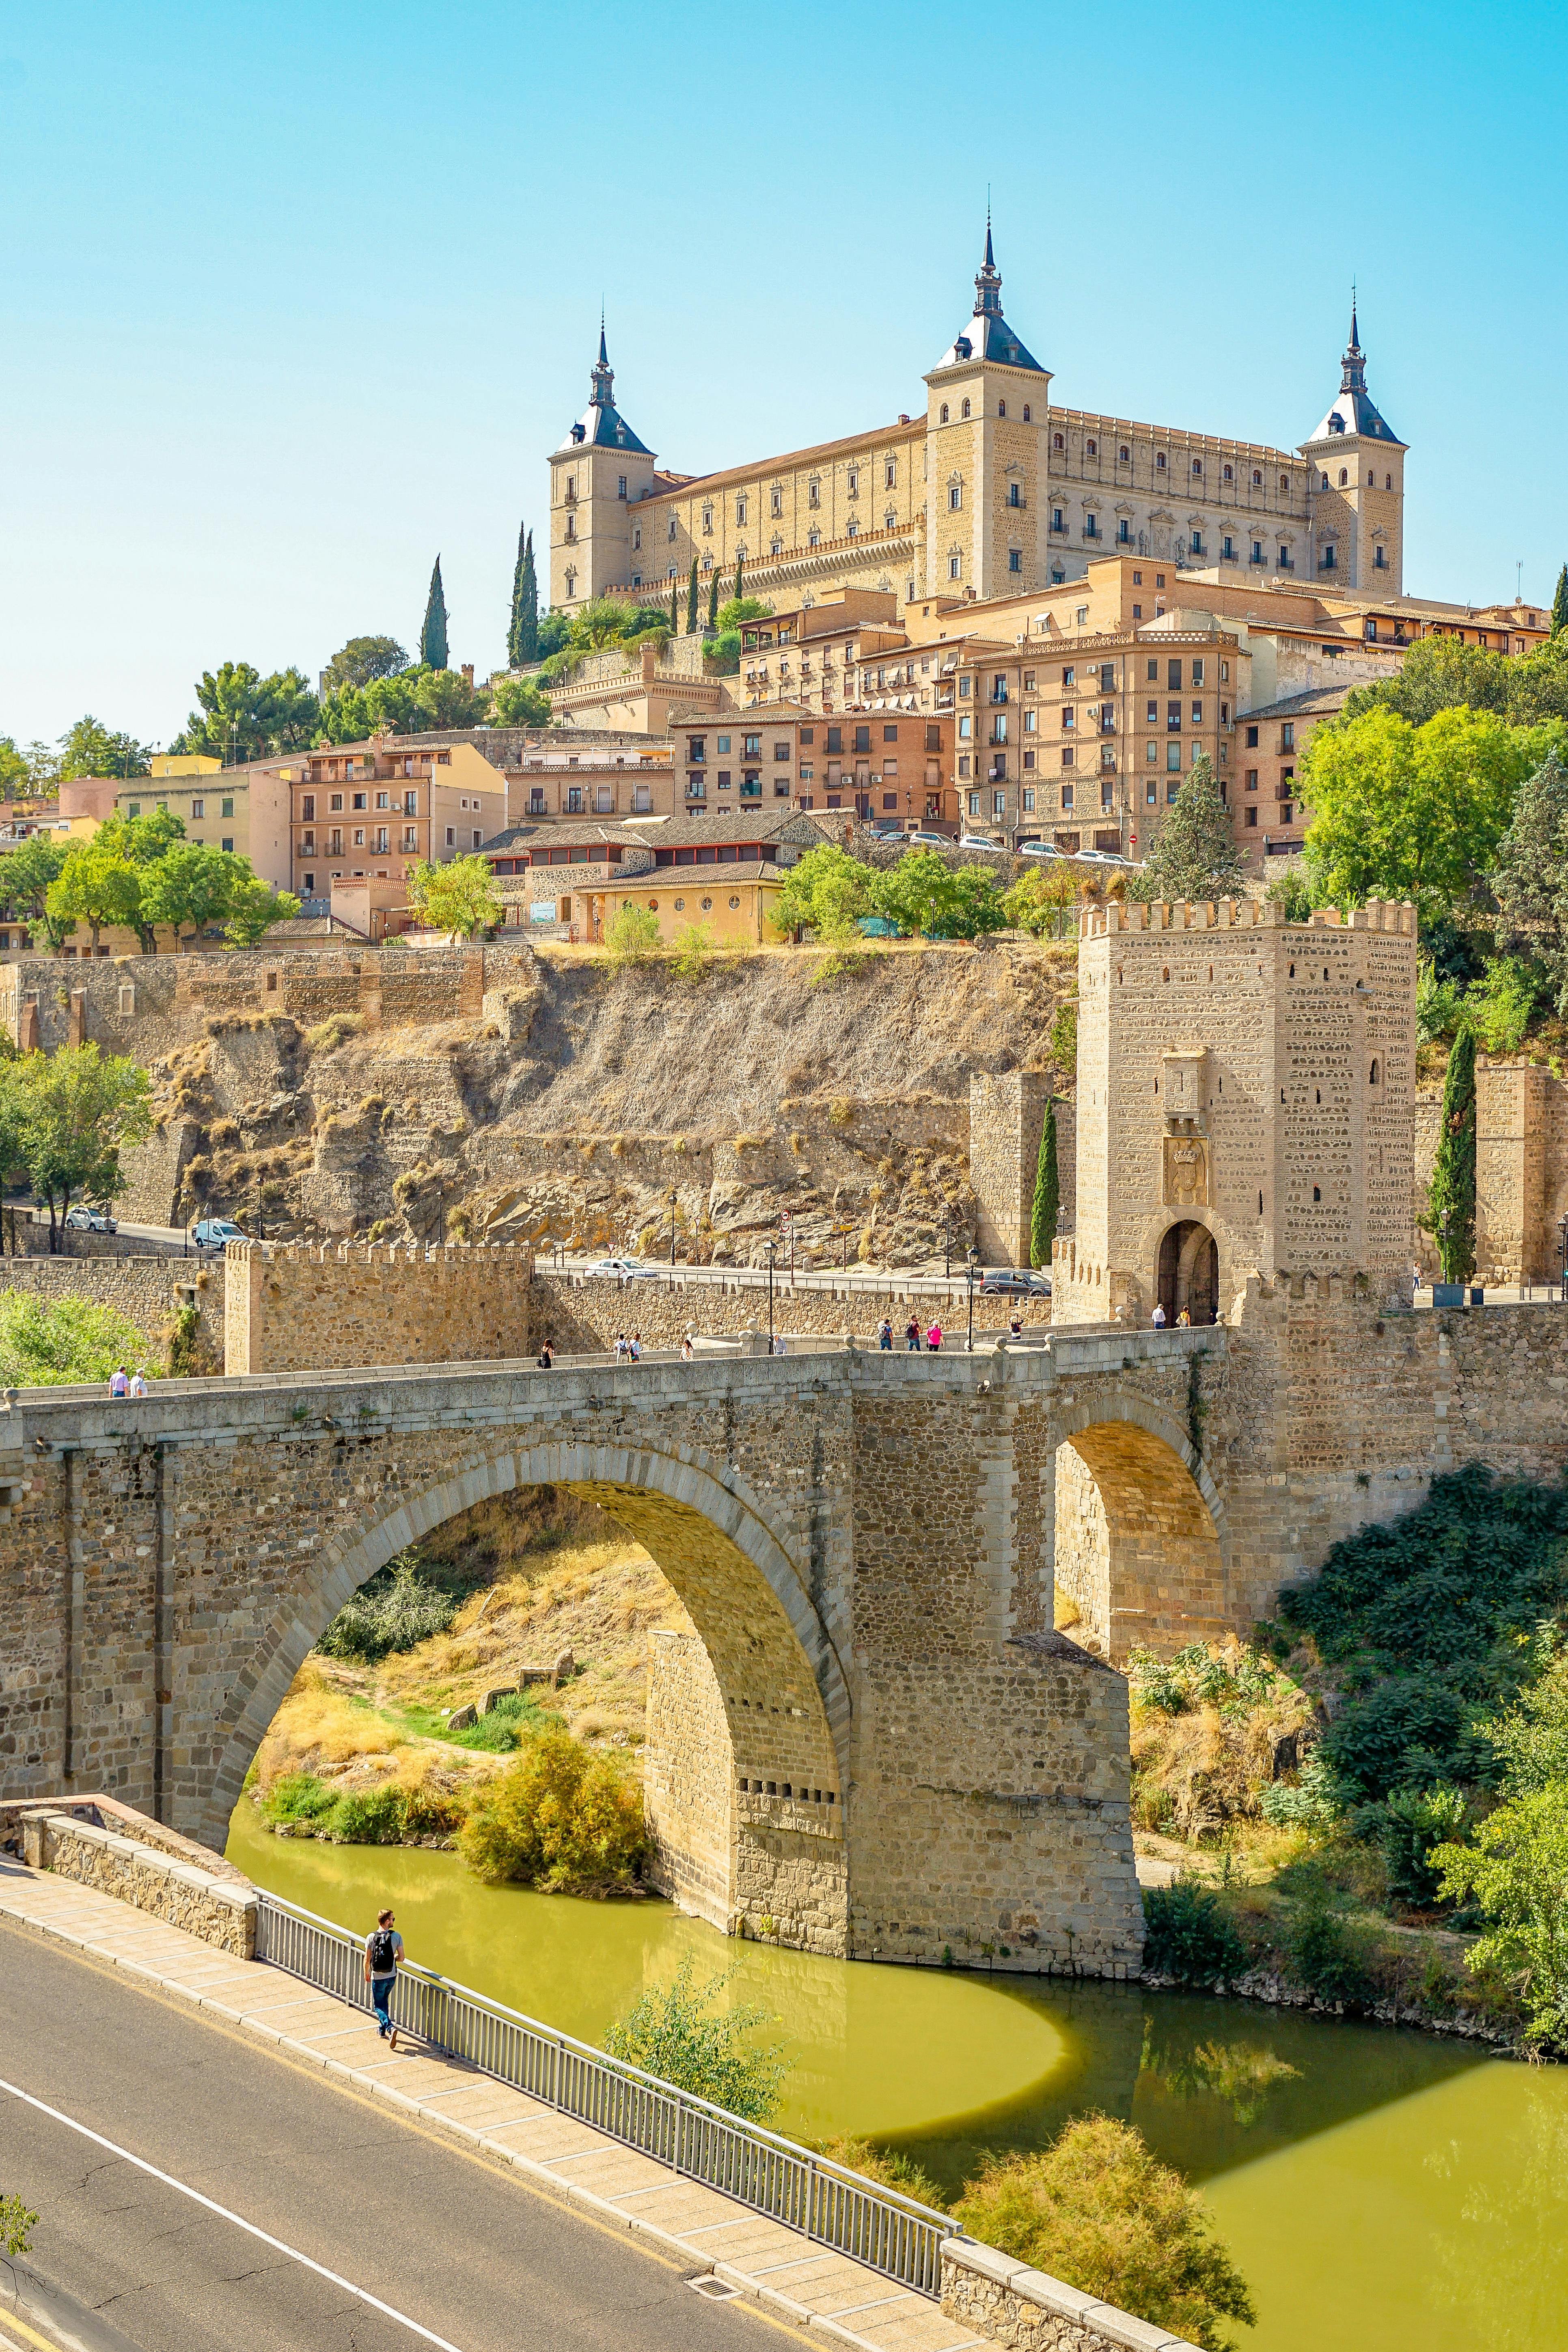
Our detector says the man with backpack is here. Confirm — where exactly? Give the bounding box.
[363,1908,403,2047]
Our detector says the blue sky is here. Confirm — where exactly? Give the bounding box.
[3,0,1566,749]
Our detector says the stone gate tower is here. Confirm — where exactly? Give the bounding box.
[1054,894,1417,1327]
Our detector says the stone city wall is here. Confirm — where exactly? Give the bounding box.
[24,1810,257,1957]
[224,1241,535,1376]
[0,1253,223,1373]
[942,2238,1200,2352]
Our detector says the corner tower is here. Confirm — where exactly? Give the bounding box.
[922,224,1051,600]
[1299,302,1406,594]
[548,323,657,611]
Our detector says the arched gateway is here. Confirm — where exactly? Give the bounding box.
[0,1332,1282,1978]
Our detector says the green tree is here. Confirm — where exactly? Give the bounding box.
[669,578,679,632]
[1428,1023,1477,1283]
[707,569,719,632]
[1551,565,1568,638]
[0,834,73,949]
[458,1722,647,1893]
[16,1043,153,1249]
[420,557,449,670]
[317,664,488,744]
[507,521,538,671]
[1126,752,1247,903]
[173,661,319,762]
[716,595,772,632]
[733,553,743,606]
[1344,635,1514,728]
[770,844,878,942]
[686,557,699,636]
[489,677,553,728]
[92,809,188,951]
[1491,749,1568,1008]
[1297,705,1528,916]
[1030,1099,1059,1270]
[57,714,153,779]
[46,839,144,955]
[954,2117,1255,2352]
[225,873,299,947]
[406,854,501,940]
[0,737,28,796]
[604,1955,792,2122]
[138,842,244,951]
[319,636,408,695]
[536,611,571,662]
[1004,863,1077,938]
[1435,1785,1568,2048]
[605,903,660,964]
[876,850,1008,939]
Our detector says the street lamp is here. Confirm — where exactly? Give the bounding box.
[766,1242,776,1354]
[666,1186,678,1268]
[966,1248,979,1352]
[1558,1211,1568,1304]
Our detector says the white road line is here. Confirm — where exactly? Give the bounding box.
[0,2076,472,2352]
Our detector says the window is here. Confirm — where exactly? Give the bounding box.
[1146,699,1158,722]
[960,398,970,418]
[1061,783,1074,811]
[222,797,234,818]
[1168,701,1182,730]
[949,553,961,579]
[1023,787,1035,812]
[375,790,390,809]
[1252,468,1262,486]
[1251,539,1263,564]
[1192,658,1204,686]
[1191,702,1203,725]
[1167,743,1182,772]
[736,496,747,524]
[1076,605,1088,625]
[1281,723,1295,750]
[445,825,455,845]
[1061,745,1074,767]
[1022,404,1031,420]
[949,482,962,509]
[1062,666,1075,687]
[353,827,365,846]
[808,527,820,548]
[939,404,949,423]
[854,727,871,752]
[1051,506,1064,532]
[770,486,782,516]
[1192,457,1203,476]
[1007,480,1021,507]
[1223,464,1233,482]
[1008,548,1022,573]
[1386,473,1393,491]
[1167,660,1182,688]
[1191,531,1203,555]
[1338,467,1349,487]
[1374,545,1388,569]
[301,794,315,821]
[1280,474,1291,494]
[885,458,896,487]
[190,797,205,819]
[221,836,234,853]
[993,790,1006,817]
[1057,433,1068,451]
[1061,706,1075,731]
[997,400,1005,418]
[1156,451,1166,470]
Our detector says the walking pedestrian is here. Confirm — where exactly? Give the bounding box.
[364,1908,403,2048]
[904,1315,921,1352]
[614,1332,629,1362]
[1009,1310,1023,1341]
[877,1317,893,1350]
[682,1333,694,1361]
[926,1320,943,1352]
[1176,1306,1191,1328]
[129,1366,149,1397]
[109,1365,128,1399]
[537,1337,555,1368]
[1151,1302,1166,1329]
[630,1331,643,1360]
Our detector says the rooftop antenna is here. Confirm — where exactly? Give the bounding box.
[1518,558,1524,600]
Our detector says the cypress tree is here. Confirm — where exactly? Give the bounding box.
[1429,1024,1477,1283]
[733,553,743,606]
[1553,564,1568,638]
[707,569,718,633]
[507,523,527,670]
[670,578,679,631]
[686,557,699,636]
[521,530,539,662]
[1030,1098,1060,1271]
[421,557,449,671]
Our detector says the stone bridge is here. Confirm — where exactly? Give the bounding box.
[3,1293,1564,1971]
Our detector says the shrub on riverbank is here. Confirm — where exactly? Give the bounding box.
[457,1722,647,1893]
[604,1955,792,2122]
[259,1760,469,1845]
[1141,1879,1247,1986]
[317,1550,465,1665]
[953,2116,1255,2352]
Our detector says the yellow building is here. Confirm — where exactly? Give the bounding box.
[482,808,820,945]
[146,753,221,780]
[547,233,1406,619]
[118,762,293,888]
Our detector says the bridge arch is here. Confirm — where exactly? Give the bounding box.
[205,1437,852,1951]
[1052,1392,1230,1664]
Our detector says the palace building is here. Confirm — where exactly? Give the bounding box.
[548,230,1408,618]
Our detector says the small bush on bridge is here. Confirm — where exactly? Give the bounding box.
[604,1954,792,2123]
[458,1721,647,1895]
[953,2116,1255,2352]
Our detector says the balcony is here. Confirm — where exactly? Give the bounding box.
[990,688,1009,704]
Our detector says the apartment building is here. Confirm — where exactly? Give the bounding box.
[510,740,674,821]
[1236,683,1355,860]
[279,736,506,898]
[673,703,807,820]
[119,762,293,888]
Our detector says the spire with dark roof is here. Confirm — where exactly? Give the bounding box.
[929,219,1046,377]
[557,317,653,456]
[1302,295,1404,449]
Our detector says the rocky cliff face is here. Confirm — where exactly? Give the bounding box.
[139,940,1075,1268]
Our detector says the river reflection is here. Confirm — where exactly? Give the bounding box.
[230,1803,1568,2352]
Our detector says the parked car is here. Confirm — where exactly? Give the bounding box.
[191,1218,249,1251]
[979,1269,1052,1298]
[64,1205,117,1233]
[904,831,954,849]
[584,1256,661,1281]
[1018,841,1066,860]
[958,834,1007,853]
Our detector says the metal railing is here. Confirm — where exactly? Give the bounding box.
[254,1891,957,2295]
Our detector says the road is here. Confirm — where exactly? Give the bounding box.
[0,1922,781,2352]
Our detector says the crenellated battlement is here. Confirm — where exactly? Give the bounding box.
[1078,894,1416,938]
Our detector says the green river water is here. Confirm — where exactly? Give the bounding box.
[228,1801,1568,2352]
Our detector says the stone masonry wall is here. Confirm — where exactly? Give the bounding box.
[29,1811,257,1956]
[969,1072,1075,1267]
[942,2240,1200,2352]
[533,1274,1050,1355]
[224,1241,534,1375]
[643,1629,735,1931]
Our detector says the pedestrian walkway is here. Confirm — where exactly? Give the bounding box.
[0,1856,982,2352]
